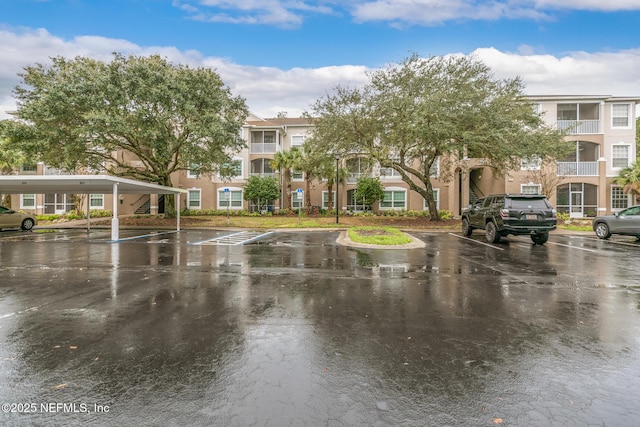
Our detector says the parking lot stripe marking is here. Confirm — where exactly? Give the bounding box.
[546,241,598,252]
[448,233,505,250]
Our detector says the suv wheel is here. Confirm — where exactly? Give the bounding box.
[531,233,549,245]
[485,221,501,243]
[594,222,611,239]
[461,218,473,237]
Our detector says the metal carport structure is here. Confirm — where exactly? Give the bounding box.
[0,175,188,241]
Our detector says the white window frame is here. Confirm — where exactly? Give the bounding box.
[291,135,305,148]
[429,157,440,178]
[611,103,631,129]
[187,188,202,210]
[20,163,37,174]
[217,187,243,210]
[89,194,104,209]
[322,191,337,209]
[291,169,304,182]
[611,144,630,169]
[380,187,406,210]
[423,189,440,211]
[20,193,36,209]
[292,191,304,209]
[611,185,630,210]
[520,183,542,195]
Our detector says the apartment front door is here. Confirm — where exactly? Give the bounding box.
[570,189,584,218]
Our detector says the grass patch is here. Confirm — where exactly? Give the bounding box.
[347,226,413,245]
[558,224,592,232]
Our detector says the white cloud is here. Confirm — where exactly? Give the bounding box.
[174,1,640,28]
[175,0,334,29]
[0,27,639,120]
[472,46,640,97]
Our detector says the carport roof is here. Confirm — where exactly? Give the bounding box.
[0,175,187,195]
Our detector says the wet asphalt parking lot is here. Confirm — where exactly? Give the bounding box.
[0,228,639,426]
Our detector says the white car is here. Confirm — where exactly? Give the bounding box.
[0,206,37,231]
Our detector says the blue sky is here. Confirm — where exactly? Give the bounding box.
[1,0,640,118]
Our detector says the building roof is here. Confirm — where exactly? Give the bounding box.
[245,117,313,128]
[525,94,640,103]
[0,175,187,195]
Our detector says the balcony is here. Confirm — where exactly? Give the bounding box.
[556,120,600,135]
[347,172,368,184]
[556,162,598,176]
[250,143,277,154]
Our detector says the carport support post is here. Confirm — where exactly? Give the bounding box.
[176,193,181,232]
[86,193,90,232]
[111,183,119,241]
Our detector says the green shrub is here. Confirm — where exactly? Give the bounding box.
[37,214,60,221]
[438,210,454,219]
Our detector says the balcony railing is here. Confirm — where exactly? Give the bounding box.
[556,120,600,134]
[556,162,598,176]
[251,143,277,154]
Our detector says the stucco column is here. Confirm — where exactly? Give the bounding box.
[597,157,607,214]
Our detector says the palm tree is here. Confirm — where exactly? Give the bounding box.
[271,147,301,210]
[614,160,640,204]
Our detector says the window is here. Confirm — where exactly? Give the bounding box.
[220,159,243,179]
[429,157,440,178]
[291,169,304,181]
[380,156,401,178]
[187,189,201,210]
[612,145,629,168]
[380,188,406,210]
[218,188,243,209]
[322,191,336,209]
[611,186,630,210]
[187,164,199,179]
[20,163,37,174]
[346,157,372,182]
[612,104,630,128]
[291,135,305,147]
[423,189,440,211]
[89,194,104,209]
[521,184,541,195]
[292,191,304,209]
[21,194,36,209]
[521,155,541,170]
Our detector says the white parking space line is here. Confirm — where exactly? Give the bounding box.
[448,233,505,250]
[585,238,640,248]
[0,306,39,320]
[546,241,598,252]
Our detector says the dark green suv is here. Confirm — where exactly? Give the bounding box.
[461,194,557,244]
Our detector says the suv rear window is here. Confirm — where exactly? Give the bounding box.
[507,198,551,209]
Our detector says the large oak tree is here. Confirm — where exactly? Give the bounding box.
[6,53,248,213]
[307,54,571,220]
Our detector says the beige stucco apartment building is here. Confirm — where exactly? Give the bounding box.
[7,95,639,218]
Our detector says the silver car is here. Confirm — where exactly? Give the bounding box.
[592,205,640,240]
[0,206,37,231]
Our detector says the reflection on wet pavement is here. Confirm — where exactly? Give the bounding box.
[0,230,639,426]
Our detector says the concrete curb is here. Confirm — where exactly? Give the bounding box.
[335,230,427,249]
